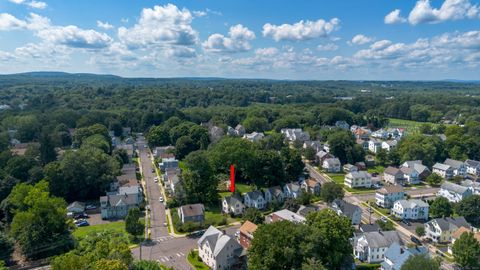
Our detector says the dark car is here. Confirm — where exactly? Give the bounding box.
[410,235,422,245]
[74,213,89,219]
[187,230,206,238]
[76,220,89,227]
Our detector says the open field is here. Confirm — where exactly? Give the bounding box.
[73,220,126,238]
[387,118,441,133]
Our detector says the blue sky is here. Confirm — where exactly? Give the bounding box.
[0,0,479,80]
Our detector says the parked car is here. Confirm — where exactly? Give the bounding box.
[76,220,89,227]
[402,220,411,226]
[151,168,155,173]
[159,197,164,202]
[85,204,96,210]
[410,235,422,245]
[74,213,89,219]
[380,216,388,223]
[154,177,158,183]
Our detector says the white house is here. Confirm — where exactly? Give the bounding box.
[432,163,453,179]
[316,150,333,165]
[300,179,321,195]
[376,186,405,209]
[401,160,431,180]
[222,195,245,216]
[344,171,372,188]
[266,209,306,224]
[263,186,285,204]
[399,166,420,185]
[381,243,428,270]
[283,182,302,199]
[437,182,473,203]
[381,140,398,152]
[331,199,362,225]
[281,128,310,142]
[198,226,243,270]
[444,159,467,178]
[322,158,341,173]
[425,217,471,243]
[383,167,405,186]
[392,199,429,221]
[354,231,403,263]
[465,159,480,176]
[303,140,323,153]
[368,139,383,153]
[243,191,266,209]
[461,180,480,195]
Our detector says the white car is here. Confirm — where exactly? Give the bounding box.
[159,197,164,202]
[154,177,158,183]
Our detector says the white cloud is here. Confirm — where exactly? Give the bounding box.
[0,12,49,31]
[97,20,113,30]
[350,34,373,45]
[118,4,198,48]
[164,46,196,58]
[37,25,113,49]
[262,18,340,41]
[387,0,480,25]
[193,11,207,17]
[384,9,407,24]
[8,0,47,9]
[203,24,255,53]
[255,47,279,57]
[317,43,339,51]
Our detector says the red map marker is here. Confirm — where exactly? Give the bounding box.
[230,164,235,193]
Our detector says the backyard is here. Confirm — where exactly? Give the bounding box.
[387,118,442,133]
[73,219,145,247]
[187,250,209,270]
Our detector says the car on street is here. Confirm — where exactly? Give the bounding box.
[159,197,164,202]
[402,220,411,226]
[151,168,155,173]
[154,177,158,183]
[76,220,89,227]
[410,235,422,245]
[380,216,388,223]
[163,222,168,227]
[74,213,89,219]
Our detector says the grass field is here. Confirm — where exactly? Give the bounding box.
[367,166,385,174]
[387,118,441,133]
[187,250,209,270]
[328,173,345,185]
[219,183,254,198]
[73,220,126,238]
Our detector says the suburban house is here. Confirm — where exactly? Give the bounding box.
[178,203,205,224]
[159,157,179,172]
[444,159,467,178]
[376,186,405,209]
[198,226,243,270]
[166,173,184,198]
[235,124,246,136]
[448,227,480,254]
[100,185,143,220]
[344,171,372,189]
[343,164,358,173]
[432,163,454,179]
[222,195,245,216]
[359,223,381,233]
[425,217,471,243]
[331,199,362,225]
[303,140,323,152]
[381,140,398,152]
[465,159,480,176]
[67,201,85,214]
[238,221,258,249]
[356,139,370,151]
[243,132,265,143]
[335,120,350,130]
[401,160,431,180]
[461,180,480,195]
[266,209,306,224]
[300,179,321,195]
[355,162,367,171]
[263,186,285,204]
[383,167,405,186]
[283,182,302,199]
[392,199,429,221]
[153,146,174,158]
[354,231,403,263]
[243,191,267,209]
[316,151,333,165]
[437,182,473,203]
[381,243,428,270]
[399,166,420,185]
[322,158,341,173]
[281,128,310,142]
[296,205,320,217]
[368,139,383,153]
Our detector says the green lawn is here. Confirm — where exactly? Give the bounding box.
[328,173,345,185]
[387,118,442,133]
[73,220,126,239]
[187,250,209,270]
[219,183,254,198]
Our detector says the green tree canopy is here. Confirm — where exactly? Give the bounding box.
[455,195,480,227]
[400,254,440,270]
[320,182,344,203]
[452,232,480,270]
[429,197,452,218]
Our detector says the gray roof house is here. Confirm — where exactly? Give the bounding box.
[197,226,243,270]
[243,191,266,209]
[444,158,467,177]
[67,201,85,214]
[381,243,428,270]
[178,203,205,224]
[432,163,454,179]
[401,160,431,180]
[465,159,480,176]
[222,195,245,216]
[437,182,473,203]
[331,199,362,225]
[316,150,333,165]
[354,231,403,263]
[322,157,341,173]
[100,185,143,220]
[263,186,285,204]
[283,182,302,199]
[425,217,470,243]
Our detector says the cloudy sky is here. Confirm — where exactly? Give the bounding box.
[0,0,479,80]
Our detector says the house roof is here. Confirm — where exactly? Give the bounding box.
[245,190,264,201]
[324,158,341,166]
[316,150,331,158]
[347,171,371,179]
[359,223,381,233]
[332,199,361,218]
[271,209,306,223]
[452,227,480,241]
[441,182,470,194]
[303,179,320,188]
[400,166,414,175]
[180,203,204,217]
[286,182,301,192]
[361,231,403,248]
[377,185,404,194]
[296,205,319,217]
[239,221,258,236]
[384,166,402,176]
[197,226,241,257]
[444,159,464,169]
[266,186,283,197]
[382,242,427,270]
[433,163,451,171]
[224,194,244,206]
[394,199,429,209]
[428,217,470,231]
[67,201,85,209]
[465,159,480,168]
